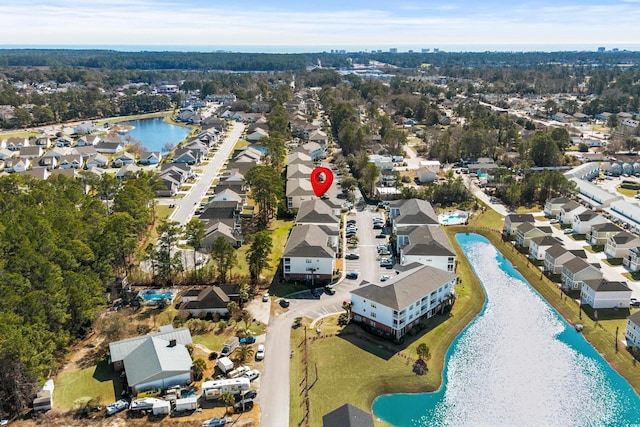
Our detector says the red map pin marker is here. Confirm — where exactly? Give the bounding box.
[310,166,334,197]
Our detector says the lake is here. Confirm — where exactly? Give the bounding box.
[372,233,640,426]
[123,117,190,153]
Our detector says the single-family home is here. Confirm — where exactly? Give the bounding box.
[139,151,162,165]
[308,129,329,147]
[544,197,572,217]
[350,264,458,340]
[85,153,109,169]
[301,142,325,161]
[624,246,640,272]
[54,136,73,147]
[38,156,57,170]
[322,404,374,427]
[580,279,631,310]
[605,232,640,259]
[560,200,587,225]
[572,210,607,234]
[587,222,622,246]
[72,145,98,159]
[172,148,201,165]
[561,257,603,290]
[199,200,241,231]
[58,154,84,169]
[5,137,29,151]
[49,168,79,179]
[19,145,43,159]
[514,223,553,248]
[416,167,438,183]
[74,122,99,135]
[96,141,125,154]
[22,167,50,180]
[288,151,313,166]
[4,157,30,173]
[282,224,337,282]
[210,188,244,204]
[183,141,209,159]
[180,286,231,317]
[0,148,16,161]
[529,236,563,261]
[201,220,243,249]
[34,136,51,148]
[286,178,316,210]
[246,127,269,142]
[502,214,535,236]
[113,152,137,167]
[295,199,341,226]
[625,312,640,348]
[396,225,456,272]
[215,170,246,195]
[286,163,314,180]
[544,245,587,274]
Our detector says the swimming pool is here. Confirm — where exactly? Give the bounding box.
[437,211,468,226]
[138,289,177,304]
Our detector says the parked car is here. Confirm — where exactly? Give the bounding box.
[346,225,358,231]
[233,398,254,413]
[380,258,393,267]
[346,232,357,238]
[235,390,258,402]
[262,293,269,302]
[203,418,230,426]
[255,345,265,361]
[346,271,359,280]
[550,219,559,224]
[243,370,260,381]
[345,253,360,260]
[563,228,574,234]
[324,286,336,295]
[375,232,387,238]
[346,219,357,225]
[239,336,256,344]
[380,275,391,282]
[373,224,384,229]
[136,388,161,399]
[631,298,640,307]
[279,298,290,308]
[106,399,129,416]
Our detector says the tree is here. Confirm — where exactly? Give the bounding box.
[191,358,207,381]
[156,220,183,283]
[245,166,283,228]
[543,99,557,117]
[235,344,254,362]
[184,218,206,280]
[340,176,358,194]
[263,135,287,170]
[607,113,619,129]
[416,343,431,362]
[247,231,272,284]
[220,391,235,415]
[529,131,561,167]
[210,237,237,282]
[360,162,379,197]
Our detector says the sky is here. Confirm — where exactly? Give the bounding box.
[2,0,640,52]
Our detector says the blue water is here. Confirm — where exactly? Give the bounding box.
[372,233,640,427]
[124,118,190,153]
[141,290,173,301]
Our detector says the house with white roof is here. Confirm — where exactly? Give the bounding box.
[350,264,458,339]
[580,279,631,309]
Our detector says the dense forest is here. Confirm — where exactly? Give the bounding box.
[0,172,157,415]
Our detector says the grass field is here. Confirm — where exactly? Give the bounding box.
[617,186,638,198]
[290,225,486,426]
[0,130,38,138]
[54,359,117,409]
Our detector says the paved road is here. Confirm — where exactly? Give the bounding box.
[169,121,245,226]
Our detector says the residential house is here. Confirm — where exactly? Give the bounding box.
[286,178,316,210]
[389,199,439,232]
[74,122,99,134]
[528,236,563,261]
[308,129,329,147]
[49,168,79,179]
[138,151,161,165]
[180,286,231,317]
[115,164,141,180]
[282,224,337,282]
[544,244,587,274]
[350,264,458,339]
[624,247,640,272]
[156,175,181,197]
[625,312,640,348]
[322,404,374,427]
[172,148,201,165]
[183,141,209,159]
[544,197,571,217]
[42,147,69,161]
[580,279,631,309]
[199,200,241,231]
[215,170,246,195]
[76,135,102,147]
[572,210,607,234]
[95,141,125,154]
[295,199,341,226]
[54,136,73,147]
[72,145,98,159]
[561,257,603,290]
[210,188,244,204]
[396,224,456,271]
[514,223,552,248]
[201,220,243,249]
[34,136,51,148]
[58,155,83,169]
[4,157,30,173]
[113,152,137,167]
[85,154,109,169]
[587,222,621,246]
[502,214,535,236]
[288,151,313,166]
[5,137,29,151]
[246,122,269,135]
[38,156,57,170]
[369,154,394,171]
[416,167,438,183]
[0,148,16,161]
[605,232,640,258]
[246,127,269,142]
[287,163,314,180]
[22,167,50,180]
[559,200,587,225]
[200,117,228,133]
[19,145,43,159]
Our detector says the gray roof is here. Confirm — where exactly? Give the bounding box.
[398,225,455,257]
[530,236,561,246]
[323,404,374,427]
[351,264,458,310]
[109,326,192,363]
[612,231,639,244]
[629,311,640,327]
[563,256,592,274]
[182,287,230,311]
[296,199,340,225]
[392,199,438,225]
[562,200,582,212]
[516,222,536,233]
[547,197,571,205]
[577,210,599,221]
[583,280,630,293]
[283,224,336,258]
[591,222,621,233]
[506,213,535,224]
[123,337,192,387]
[286,177,314,197]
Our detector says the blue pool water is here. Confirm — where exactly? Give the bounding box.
[372,233,640,426]
[141,291,173,301]
[125,117,190,153]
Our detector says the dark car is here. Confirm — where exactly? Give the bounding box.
[279,298,290,308]
[373,224,383,229]
[324,286,336,295]
[375,232,387,238]
[346,219,357,225]
[337,193,347,199]
[233,399,254,413]
[345,253,360,260]
[346,231,357,237]
[346,272,359,280]
[235,390,258,402]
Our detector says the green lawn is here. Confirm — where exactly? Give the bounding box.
[617,186,638,198]
[192,320,267,352]
[155,204,174,221]
[516,205,543,214]
[0,130,38,138]
[54,359,118,409]
[234,139,249,150]
[468,206,504,231]
[290,225,486,426]
[623,272,640,282]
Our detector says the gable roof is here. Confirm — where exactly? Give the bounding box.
[561,200,582,212]
[283,224,335,258]
[398,224,455,257]
[563,256,594,274]
[392,199,438,225]
[505,213,535,224]
[576,210,599,221]
[123,337,192,387]
[530,235,562,246]
[351,264,457,310]
[181,286,230,311]
[547,197,571,205]
[322,404,374,427]
[629,311,640,326]
[583,279,630,293]
[611,231,639,245]
[296,199,340,225]
[591,222,621,233]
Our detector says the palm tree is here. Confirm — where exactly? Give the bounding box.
[235,344,255,362]
[220,391,235,415]
[191,358,207,381]
[416,343,431,362]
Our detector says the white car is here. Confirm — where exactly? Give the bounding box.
[256,344,265,360]
[262,293,269,302]
[563,228,574,234]
[243,369,260,381]
[380,275,391,282]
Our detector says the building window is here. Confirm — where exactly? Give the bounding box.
[284,266,290,272]
[448,265,454,272]
[448,257,455,263]
[284,258,291,265]
[371,303,377,309]
[371,312,376,318]
[306,259,312,264]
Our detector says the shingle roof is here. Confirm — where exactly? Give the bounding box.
[296,199,340,225]
[591,222,621,233]
[322,404,374,427]
[612,231,639,244]
[530,236,561,246]
[577,210,599,221]
[628,311,640,326]
[583,280,630,292]
[182,287,230,311]
[283,224,335,258]
[562,200,582,212]
[548,197,571,205]
[393,199,438,225]
[563,256,592,274]
[351,264,457,311]
[506,213,535,223]
[398,225,455,257]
